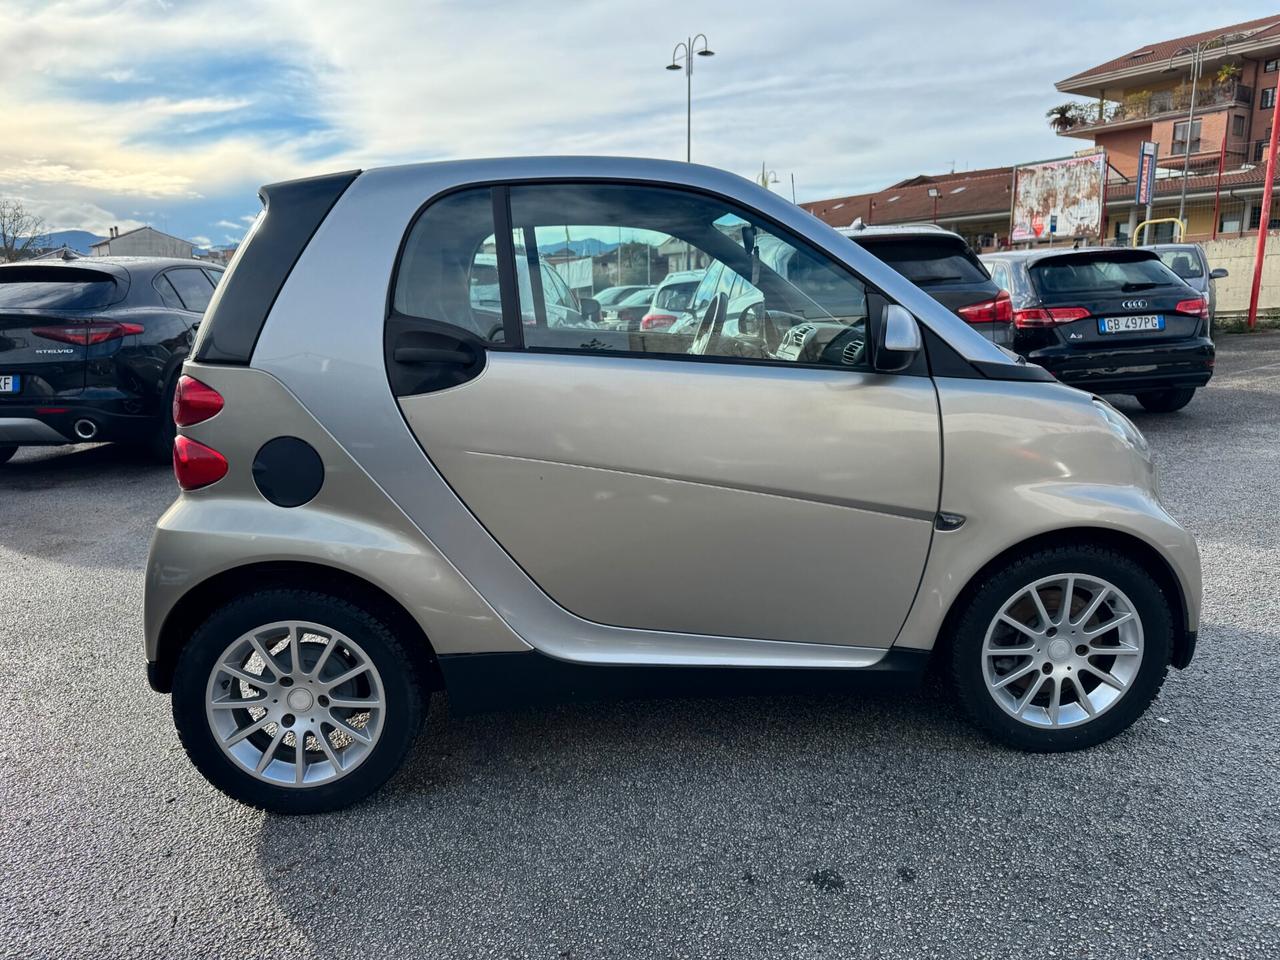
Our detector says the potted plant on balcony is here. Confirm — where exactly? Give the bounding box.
[1216,62,1242,85]
[1045,102,1093,133]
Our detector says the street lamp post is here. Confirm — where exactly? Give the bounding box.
[666,34,714,162]
[758,162,780,190]
[928,186,940,223]
[1165,32,1245,230]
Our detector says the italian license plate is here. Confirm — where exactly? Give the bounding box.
[0,374,18,393]
[1098,315,1164,334]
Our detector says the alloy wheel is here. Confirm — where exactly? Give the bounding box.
[981,574,1144,729]
[204,620,386,787]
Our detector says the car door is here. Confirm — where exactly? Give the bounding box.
[386,181,941,649]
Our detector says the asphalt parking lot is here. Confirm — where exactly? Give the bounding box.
[2,333,1278,959]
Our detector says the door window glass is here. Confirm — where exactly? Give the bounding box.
[154,274,185,310]
[506,183,870,368]
[394,187,506,343]
[165,268,216,312]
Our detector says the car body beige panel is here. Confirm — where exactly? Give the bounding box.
[143,363,528,661]
[893,378,1202,650]
[399,352,940,648]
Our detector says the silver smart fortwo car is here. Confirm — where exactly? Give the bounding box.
[145,158,1201,813]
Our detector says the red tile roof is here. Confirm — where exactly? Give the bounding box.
[801,167,1014,228]
[1105,162,1277,202]
[1059,13,1280,89]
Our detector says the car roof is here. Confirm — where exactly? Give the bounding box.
[658,270,705,283]
[837,222,966,243]
[0,256,220,283]
[980,246,1160,267]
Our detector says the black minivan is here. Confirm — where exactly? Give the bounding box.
[981,247,1213,412]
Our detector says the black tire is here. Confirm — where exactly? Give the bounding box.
[172,589,426,814]
[0,445,16,465]
[1136,387,1195,413]
[145,374,180,462]
[950,544,1173,752]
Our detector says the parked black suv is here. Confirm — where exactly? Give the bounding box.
[0,257,222,462]
[840,223,1013,347]
[981,247,1213,412]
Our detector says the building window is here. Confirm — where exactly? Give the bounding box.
[1257,127,1273,163]
[1266,58,1279,73]
[1263,87,1277,110]
[1233,114,1245,137]
[1172,118,1201,155]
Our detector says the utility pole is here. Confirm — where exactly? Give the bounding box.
[665,35,716,161]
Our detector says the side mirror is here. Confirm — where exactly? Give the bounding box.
[1209,267,1228,280]
[873,304,922,373]
[580,297,601,324]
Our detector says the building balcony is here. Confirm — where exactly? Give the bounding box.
[1057,82,1253,138]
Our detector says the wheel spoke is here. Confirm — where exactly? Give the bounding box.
[222,716,270,747]
[327,695,382,710]
[324,663,370,690]
[992,661,1038,690]
[1082,663,1126,691]
[1026,587,1052,632]
[294,731,308,784]
[255,727,287,773]
[329,715,373,744]
[1083,611,1134,638]
[1072,585,1112,629]
[1047,677,1063,725]
[1015,673,1047,715]
[309,634,340,680]
[288,624,303,675]
[248,634,285,679]
[1088,641,1141,657]
[317,727,344,771]
[210,695,268,710]
[1056,576,1076,625]
[218,663,271,691]
[996,614,1041,643]
[1070,674,1095,716]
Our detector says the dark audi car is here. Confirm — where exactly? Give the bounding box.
[980,247,1212,412]
[0,257,223,463]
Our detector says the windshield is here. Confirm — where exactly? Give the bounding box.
[856,237,989,285]
[617,287,654,307]
[0,267,120,309]
[1157,249,1204,280]
[1029,255,1183,296]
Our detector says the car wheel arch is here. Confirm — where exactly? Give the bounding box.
[149,559,443,695]
[931,526,1192,670]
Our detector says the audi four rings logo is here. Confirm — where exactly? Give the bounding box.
[1122,299,1148,310]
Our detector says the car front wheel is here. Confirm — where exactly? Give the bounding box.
[950,545,1173,751]
[1136,387,1195,413]
[172,589,425,813]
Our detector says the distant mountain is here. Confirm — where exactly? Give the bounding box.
[538,238,619,258]
[40,230,105,254]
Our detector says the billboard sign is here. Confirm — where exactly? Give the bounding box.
[1011,153,1107,243]
[1136,141,1158,206]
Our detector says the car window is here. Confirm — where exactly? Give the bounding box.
[1030,255,1183,296]
[855,237,988,285]
[988,262,1012,292]
[394,187,506,343]
[0,267,119,309]
[1157,250,1204,280]
[165,268,216,313]
[506,183,870,368]
[154,275,185,310]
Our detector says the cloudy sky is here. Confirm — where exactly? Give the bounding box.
[0,0,1269,246]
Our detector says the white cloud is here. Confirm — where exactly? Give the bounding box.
[214,219,243,231]
[190,235,212,246]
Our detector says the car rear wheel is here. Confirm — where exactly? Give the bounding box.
[1136,387,1195,413]
[0,445,16,464]
[950,545,1172,751]
[172,589,426,813]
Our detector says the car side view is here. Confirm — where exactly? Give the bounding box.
[145,158,1201,814]
[0,257,223,462]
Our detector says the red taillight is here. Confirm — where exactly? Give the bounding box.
[31,321,144,345]
[1013,306,1091,328]
[1175,297,1208,319]
[958,289,1013,324]
[173,375,224,427]
[640,313,677,331]
[172,435,228,490]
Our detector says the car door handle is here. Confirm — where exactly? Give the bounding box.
[393,346,476,366]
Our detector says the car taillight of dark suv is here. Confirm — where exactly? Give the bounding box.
[980,248,1213,413]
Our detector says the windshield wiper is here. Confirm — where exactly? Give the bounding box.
[1121,281,1160,291]
[915,275,965,284]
